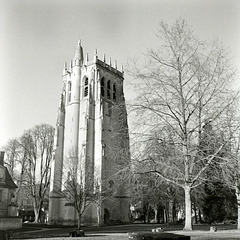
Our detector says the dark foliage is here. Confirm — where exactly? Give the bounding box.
[202,181,237,223]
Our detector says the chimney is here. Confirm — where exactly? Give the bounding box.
[0,151,4,166]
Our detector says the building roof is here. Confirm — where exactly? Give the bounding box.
[0,166,18,189]
[5,167,18,189]
[0,151,18,189]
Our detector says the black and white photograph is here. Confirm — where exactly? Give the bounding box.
[1,0,240,239]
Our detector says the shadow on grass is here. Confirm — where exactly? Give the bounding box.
[86,235,106,237]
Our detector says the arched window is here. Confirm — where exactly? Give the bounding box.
[68,82,72,102]
[84,77,88,97]
[107,80,110,99]
[101,77,105,97]
[113,83,116,102]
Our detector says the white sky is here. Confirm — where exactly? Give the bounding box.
[1,0,240,148]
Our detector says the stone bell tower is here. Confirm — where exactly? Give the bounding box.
[48,40,130,226]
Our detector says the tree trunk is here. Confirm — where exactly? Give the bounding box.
[193,203,197,224]
[147,205,151,223]
[198,209,202,223]
[143,203,148,224]
[97,204,101,227]
[236,191,240,230]
[33,200,42,223]
[78,213,81,229]
[154,207,158,223]
[169,200,173,223]
[163,207,167,224]
[183,184,192,230]
[34,208,40,223]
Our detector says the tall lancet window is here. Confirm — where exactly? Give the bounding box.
[107,80,110,99]
[113,83,116,102]
[101,77,105,97]
[84,77,88,97]
[68,82,72,102]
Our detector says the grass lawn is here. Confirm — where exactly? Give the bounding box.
[10,223,240,240]
[171,229,240,240]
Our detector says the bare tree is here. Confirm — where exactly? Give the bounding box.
[63,173,93,229]
[3,138,20,178]
[62,150,94,229]
[128,19,238,230]
[19,124,54,223]
[2,139,28,210]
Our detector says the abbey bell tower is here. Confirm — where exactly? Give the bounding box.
[48,41,130,226]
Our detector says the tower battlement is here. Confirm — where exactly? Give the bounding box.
[65,52,124,78]
[95,59,124,78]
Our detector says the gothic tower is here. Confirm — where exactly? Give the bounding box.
[48,41,130,226]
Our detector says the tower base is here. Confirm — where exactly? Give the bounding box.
[48,193,130,226]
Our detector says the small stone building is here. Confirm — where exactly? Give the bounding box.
[0,151,22,229]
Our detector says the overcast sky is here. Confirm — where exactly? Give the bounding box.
[1,0,240,148]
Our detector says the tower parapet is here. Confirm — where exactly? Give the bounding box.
[96,58,124,78]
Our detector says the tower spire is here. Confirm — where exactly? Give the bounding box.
[73,39,84,66]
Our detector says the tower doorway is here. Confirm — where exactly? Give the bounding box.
[104,208,110,225]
